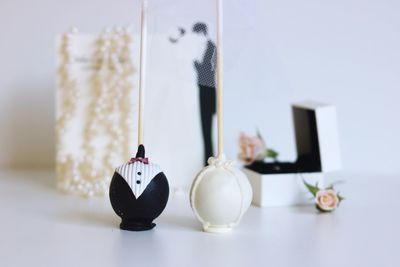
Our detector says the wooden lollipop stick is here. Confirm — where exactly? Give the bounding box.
[138,0,148,145]
[216,0,224,159]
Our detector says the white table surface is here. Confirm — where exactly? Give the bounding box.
[1,170,399,267]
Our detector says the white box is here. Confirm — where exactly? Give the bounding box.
[243,170,323,207]
[244,101,341,207]
[292,101,341,172]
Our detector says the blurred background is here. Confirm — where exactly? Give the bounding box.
[1,0,399,174]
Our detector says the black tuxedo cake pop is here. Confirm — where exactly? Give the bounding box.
[109,145,169,231]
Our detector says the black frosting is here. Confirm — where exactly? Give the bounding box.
[136,144,145,158]
[109,145,169,231]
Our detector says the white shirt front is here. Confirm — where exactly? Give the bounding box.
[116,162,162,198]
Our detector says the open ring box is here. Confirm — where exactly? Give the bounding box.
[243,101,341,207]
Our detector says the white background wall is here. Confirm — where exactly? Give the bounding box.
[1,0,399,174]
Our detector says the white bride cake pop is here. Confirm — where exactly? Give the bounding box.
[190,157,252,233]
[190,0,252,233]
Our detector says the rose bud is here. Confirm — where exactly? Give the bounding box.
[315,189,339,212]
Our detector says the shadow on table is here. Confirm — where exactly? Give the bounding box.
[55,210,202,231]
[62,210,118,228]
[290,205,319,214]
[51,196,118,229]
[158,214,202,232]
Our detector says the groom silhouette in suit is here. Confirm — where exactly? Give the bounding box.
[168,22,216,166]
[192,22,217,166]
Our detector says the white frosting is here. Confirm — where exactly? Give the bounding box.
[116,162,162,198]
[190,157,253,233]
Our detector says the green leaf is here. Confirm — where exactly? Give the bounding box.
[266,149,279,160]
[337,193,345,202]
[256,128,262,139]
[256,129,266,147]
[303,179,320,197]
[256,129,280,161]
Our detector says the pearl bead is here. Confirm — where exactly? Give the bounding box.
[57,28,134,196]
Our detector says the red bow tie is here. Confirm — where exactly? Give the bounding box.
[129,157,149,164]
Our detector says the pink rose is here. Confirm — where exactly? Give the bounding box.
[238,132,265,164]
[315,189,339,211]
